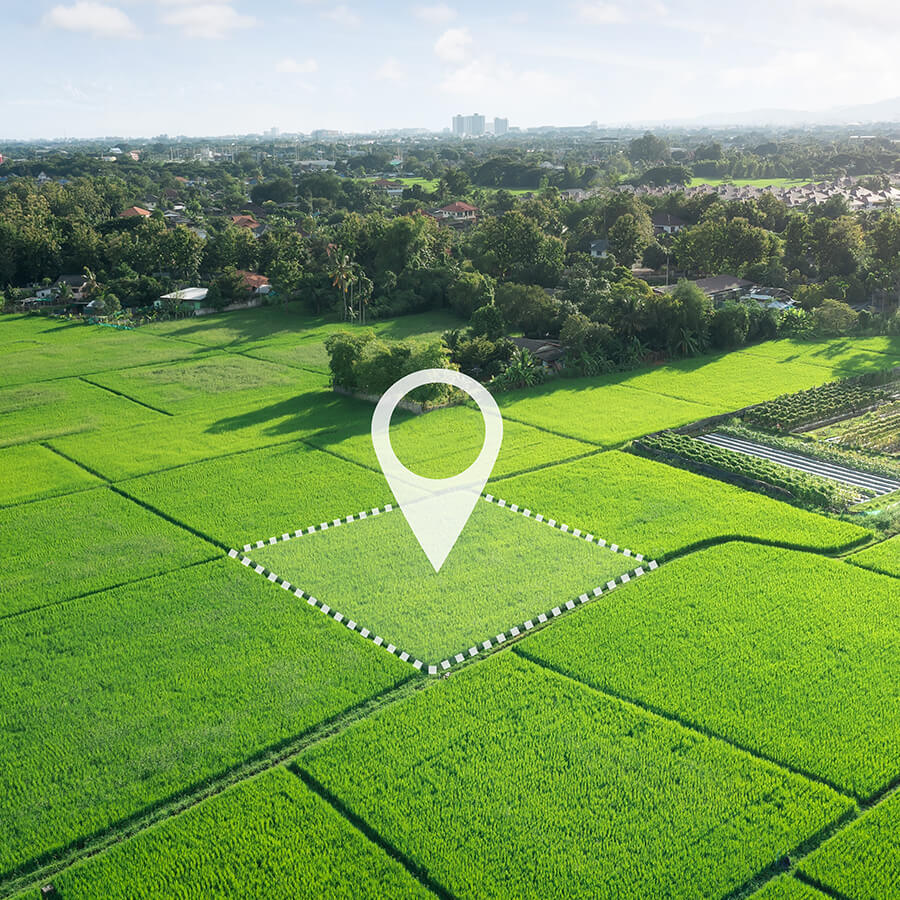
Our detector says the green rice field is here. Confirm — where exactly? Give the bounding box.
[1,307,897,898]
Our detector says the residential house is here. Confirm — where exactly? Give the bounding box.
[230,214,266,237]
[431,201,478,227]
[156,287,209,313]
[119,206,152,218]
[651,212,687,235]
[53,274,91,303]
[372,178,405,199]
[510,337,566,371]
[654,275,755,304]
[236,271,271,295]
[590,238,610,259]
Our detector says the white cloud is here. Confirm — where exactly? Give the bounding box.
[413,3,455,25]
[441,60,570,102]
[322,4,361,27]
[434,26,471,61]
[276,56,318,74]
[376,57,405,81]
[160,3,256,38]
[573,1,627,24]
[43,2,139,39]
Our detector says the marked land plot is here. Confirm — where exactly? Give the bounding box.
[495,450,869,558]
[0,559,411,878]
[33,767,431,900]
[245,497,647,666]
[750,876,829,899]
[799,788,900,900]
[0,378,161,447]
[0,443,100,507]
[0,488,214,617]
[300,653,852,900]
[87,353,327,416]
[517,542,900,799]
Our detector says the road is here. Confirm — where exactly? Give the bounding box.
[696,432,900,497]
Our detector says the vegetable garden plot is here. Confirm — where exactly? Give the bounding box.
[495,450,869,559]
[0,559,410,879]
[0,487,214,617]
[517,542,900,800]
[798,788,900,900]
[0,443,100,507]
[87,353,327,416]
[39,767,431,900]
[0,378,160,447]
[300,653,852,900]
[241,495,652,668]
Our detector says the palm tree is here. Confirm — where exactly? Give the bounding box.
[328,251,354,320]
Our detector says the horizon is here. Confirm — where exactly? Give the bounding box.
[2,0,899,140]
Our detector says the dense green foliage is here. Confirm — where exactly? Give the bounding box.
[0,444,99,506]
[0,488,215,616]
[0,559,410,877]
[49,768,431,899]
[750,876,828,899]
[302,653,851,900]
[494,450,868,557]
[745,378,890,431]
[636,431,860,508]
[799,790,900,900]
[517,543,900,798]
[812,399,900,454]
[252,500,632,662]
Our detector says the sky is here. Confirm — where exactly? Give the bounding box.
[1,0,898,139]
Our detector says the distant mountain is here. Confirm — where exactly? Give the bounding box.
[620,97,900,129]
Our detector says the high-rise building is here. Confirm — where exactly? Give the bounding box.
[451,113,486,137]
[493,117,508,136]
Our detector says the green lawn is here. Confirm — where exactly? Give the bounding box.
[0,443,100,507]
[0,559,411,878]
[301,653,851,900]
[42,767,431,900]
[517,542,900,799]
[0,488,216,617]
[251,500,634,663]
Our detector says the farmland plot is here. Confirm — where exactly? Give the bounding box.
[517,543,900,799]
[0,378,160,447]
[750,876,828,899]
[86,353,326,416]
[0,488,214,617]
[739,336,900,371]
[0,443,99,507]
[250,499,636,664]
[301,653,851,900]
[846,535,900,578]
[39,767,431,900]
[0,559,411,878]
[798,789,900,900]
[495,450,868,558]
[120,440,390,547]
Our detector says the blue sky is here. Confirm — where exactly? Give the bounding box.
[1,0,897,139]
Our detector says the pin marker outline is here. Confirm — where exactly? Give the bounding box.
[371,368,503,572]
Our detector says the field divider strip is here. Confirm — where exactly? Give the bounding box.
[0,676,427,899]
[41,441,112,482]
[293,766,457,900]
[791,872,854,900]
[77,376,175,416]
[514,648,859,803]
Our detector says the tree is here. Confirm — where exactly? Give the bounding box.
[472,211,565,286]
[328,248,356,320]
[812,298,858,336]
[494,283,561,336]
[608,213,652,267]
[448,270,495,318]
[250,177,294,204]
[709,301,749,349]
[628,132,669,164]
[468,304,505,341]
[811,215,864,278]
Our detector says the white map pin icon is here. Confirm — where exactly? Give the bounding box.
[372,368,503,573]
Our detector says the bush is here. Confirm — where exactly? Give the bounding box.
[812,298,859,336]
[709,302,749,349]
[468,304,505,341]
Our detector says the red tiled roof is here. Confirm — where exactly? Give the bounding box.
[237,270,269,290]
[441,201,477,213]
[231,214,261,229]
[119,206,151,218]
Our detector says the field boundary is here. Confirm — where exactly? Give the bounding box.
[227,495,658,675]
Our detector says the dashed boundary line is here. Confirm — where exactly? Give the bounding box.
[226,496,658,676]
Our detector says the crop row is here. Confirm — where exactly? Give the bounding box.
[744,378,889,431]
[0,559,410,878]
[636,431,860,509]
[300,653,851,900]
[37,767,429,899]
[718,421,900,481]
[517,542,900,799]
[829,401,900,454]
